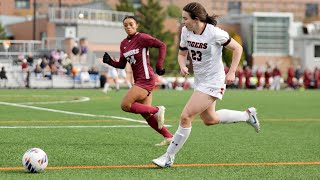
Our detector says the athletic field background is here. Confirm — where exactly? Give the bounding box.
[0,89,319,179]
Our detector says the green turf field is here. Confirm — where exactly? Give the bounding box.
[0,89,319,179]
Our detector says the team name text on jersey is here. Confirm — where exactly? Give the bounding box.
[187,41,208,49]
[123,49,139,64]
[123,49,139,57]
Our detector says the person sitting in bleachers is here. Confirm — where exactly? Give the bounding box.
[0,66,8,87]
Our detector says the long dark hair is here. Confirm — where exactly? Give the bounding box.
[123,15,139,23]
[183,2,218,26]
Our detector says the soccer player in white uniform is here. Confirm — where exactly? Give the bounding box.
[118,65,133,89]
[103,64,120,93]
[152,2,260,168]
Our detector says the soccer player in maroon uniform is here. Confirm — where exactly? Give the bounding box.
[287,65,295,89]
[103,16,173,146]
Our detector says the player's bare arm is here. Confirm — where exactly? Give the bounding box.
[225,38,243,85]
[178,50,189,77]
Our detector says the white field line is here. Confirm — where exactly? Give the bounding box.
[19,96,91,105]
[0,101,149,124]
[0,125,152,129]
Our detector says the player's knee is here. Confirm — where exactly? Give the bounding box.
[121,103,131,112]
[202,115,219,126]
[180,112,192,126]
[203,119,219,126]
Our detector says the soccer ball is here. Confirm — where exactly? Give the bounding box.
[78,13,84,19]
[22,148,48,173]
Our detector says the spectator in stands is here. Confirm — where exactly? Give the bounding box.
[0,66,8,87]
[61,55,73,75]
[286,65,295,89]
[0,67,7,80]
[172,76,182,90]
[50,63,58,75]
[314,67,319,89]
[182,77,191,90]
[264,63,272,89]
[244,66,252,89]
[27,54,34,66]
[15,54,24,65]
[303,68,312,89]
[295,65,303,88]
[80,67,90,84]
[80,38,88,64]
[34,63,42,79]
[256,67,264,90]
[21,59,28,86]
[71,66,78,79]
[236,66,244,89]
[51,49,61,63]
[43,64,52,80]
[88,65,99,75]
[270,66,282,90]
[155,75,171,89]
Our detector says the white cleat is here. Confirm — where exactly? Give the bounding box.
[246,107,260,133]
[152,153,174,168]
[155,138,172,147]
[155,106,165,130]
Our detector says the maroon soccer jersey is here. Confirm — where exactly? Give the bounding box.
[107,33,166,92]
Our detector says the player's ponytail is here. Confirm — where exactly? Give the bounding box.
[183,2,218,26]
[205,14,218,26]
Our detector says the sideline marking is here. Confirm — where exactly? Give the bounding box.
[0,120,135,123]
[0,125,152,129]
[0,95,90,105]
[0,101,147,124]
[19,97,90,105]
[1,161,320,171]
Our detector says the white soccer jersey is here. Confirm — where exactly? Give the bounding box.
[180,24,230,89]
[106,64,118,78]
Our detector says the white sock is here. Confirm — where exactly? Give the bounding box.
[167,126,191,157]
[116,83,120,90]
[127,81,132,88]
[217,109,249,124]
[103,83,109,93]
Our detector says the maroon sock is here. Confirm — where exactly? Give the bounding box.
[129,103,158,114]
[146,115,173,138]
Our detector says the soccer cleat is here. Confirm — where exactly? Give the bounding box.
[155,137,172,147]
[155,106,165,130]
[152,153,174,168]
[246,107,260,133]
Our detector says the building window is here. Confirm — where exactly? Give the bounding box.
[15,0,30,9]
[315,45,320,57]
[228,1,241,15]
[132,0,141,9]
[305,3,318,17]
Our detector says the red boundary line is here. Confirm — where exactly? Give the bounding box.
[1,161,320,171]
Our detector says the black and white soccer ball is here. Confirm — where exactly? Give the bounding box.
[22,148,48,173]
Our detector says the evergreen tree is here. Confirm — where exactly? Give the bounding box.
[0,23,6,39]
[166,5,181,18]
[222,32,245,67]
[116,0,135,13]
[137,0,176,73]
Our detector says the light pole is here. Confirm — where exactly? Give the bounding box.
[33,0,36,40]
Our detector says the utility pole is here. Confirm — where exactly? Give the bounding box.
[59,0,62,8]
[33,0,36,40]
